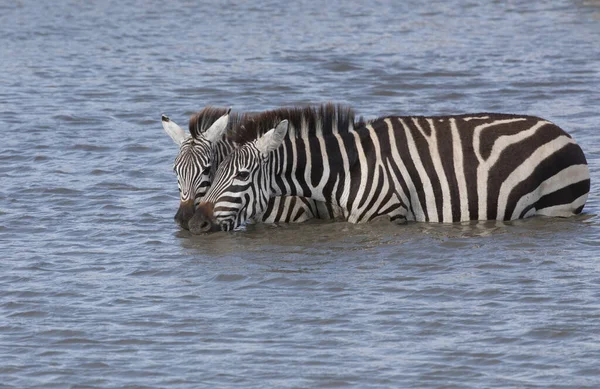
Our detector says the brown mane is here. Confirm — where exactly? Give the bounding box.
[187,104,365,144]
[187,106,244,139]
[228,103,365,145]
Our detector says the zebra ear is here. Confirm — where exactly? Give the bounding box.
[255,120,289,156]
[203,108,231,143]
[162,114,188,145]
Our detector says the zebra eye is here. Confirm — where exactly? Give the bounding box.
[235,170,250,180]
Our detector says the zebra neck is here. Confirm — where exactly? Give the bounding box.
[270,130,362,210]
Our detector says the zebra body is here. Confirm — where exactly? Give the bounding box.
[161,106,346,231]
[196,111,589,231]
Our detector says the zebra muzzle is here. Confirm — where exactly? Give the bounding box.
[175,199,195,230]
[189,201,220,234]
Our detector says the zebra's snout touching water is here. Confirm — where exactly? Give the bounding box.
[188,202,219,233]
[162,105,351,233]
[174,199,195,230]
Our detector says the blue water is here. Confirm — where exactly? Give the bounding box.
[1,0,600,387]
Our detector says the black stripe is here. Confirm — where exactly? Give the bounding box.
[535,179,590,212]
[457,120,479,221]
[294,138,312,197]
[309,137,323,188]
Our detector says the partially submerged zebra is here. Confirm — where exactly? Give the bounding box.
[194,109,590,232]
[162,105,351,232]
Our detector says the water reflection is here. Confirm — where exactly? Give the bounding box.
[177,213,595,260]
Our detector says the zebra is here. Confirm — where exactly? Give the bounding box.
[161,105,350,232]
[193,109,590,232]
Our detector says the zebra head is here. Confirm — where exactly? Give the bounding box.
[162,110,230,230]
[193,120,289,232]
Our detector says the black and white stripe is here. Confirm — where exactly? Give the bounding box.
[199,110,590,231]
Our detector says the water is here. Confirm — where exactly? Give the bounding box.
[1,0,600,387]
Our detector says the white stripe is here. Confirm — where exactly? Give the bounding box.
[301,115,309,137]
[331,174,340,208]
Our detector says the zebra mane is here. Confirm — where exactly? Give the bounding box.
[188,106,244,139]
[229,104,365,145]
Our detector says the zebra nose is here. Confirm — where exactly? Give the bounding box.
[174,200,195,230]
[189,202,217,234]
[189,217,214,234]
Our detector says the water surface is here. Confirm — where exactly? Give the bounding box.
[1,0,600,387]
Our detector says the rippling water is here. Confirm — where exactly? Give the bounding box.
[2,0,600,387]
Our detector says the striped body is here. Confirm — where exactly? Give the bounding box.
[198,113,589,231]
